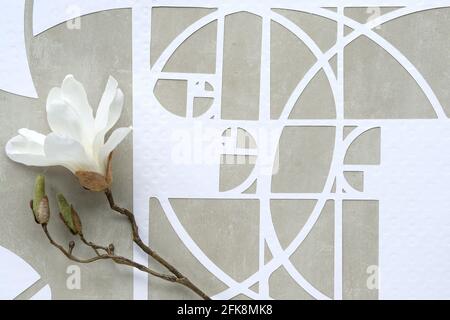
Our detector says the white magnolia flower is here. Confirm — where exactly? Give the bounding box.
[5,75,131,191]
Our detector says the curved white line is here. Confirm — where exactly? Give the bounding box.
[32,0,134,35]
[277,6,447,119]
[341,126,380,193]
[252,11,340,300]
[0,0,37,98]
[159,197,262,300]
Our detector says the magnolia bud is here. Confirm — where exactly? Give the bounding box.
[57,194,82,235]
[69,241,75,254]
[32,175,46,222]
[30,200,38,224]
[71,207,82,235]
[36,196,50,225]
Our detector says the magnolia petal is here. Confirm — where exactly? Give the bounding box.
[93,77,124,154]
[18,128,46,146]
[95,76,123,133]
[100,127,132,164]
[5,134,53,167]
[46,86,63,105]
[8,130,44,155]
[105,153,113,186]
[93,89,124,152]
[61,75,94,127]
[6,153,53,167]
[94,76,117,133]
[47,97,84,143]
[44,133,96,173]
[103,87,124,132]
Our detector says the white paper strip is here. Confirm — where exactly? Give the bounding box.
[372,121,450,300]
[0,0,37,98]
[0,246,41,300]
[33,0,135,36]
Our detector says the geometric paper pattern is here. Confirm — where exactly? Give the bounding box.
[2,0,450,300]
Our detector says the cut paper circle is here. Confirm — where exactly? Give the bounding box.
[0,246,51,300]
[0,0,37,98]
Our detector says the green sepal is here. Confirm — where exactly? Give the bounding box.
[32,175,45,218]
[57,193,76,234]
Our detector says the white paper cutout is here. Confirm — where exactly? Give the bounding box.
[370,122,450,299]
[0,0,37,98]
[32,0,135,36]
[133,1,450,300]
[30,285,52,300]
[0,246,51,300]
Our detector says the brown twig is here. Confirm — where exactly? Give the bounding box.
[104,189,211,300]
[42,224,181,283]
[79,233,110,256]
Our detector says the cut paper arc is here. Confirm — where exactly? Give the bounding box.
[0,0,37,98]
[32,0,135,36]
[1,0,137,98]
[0,246,50,300]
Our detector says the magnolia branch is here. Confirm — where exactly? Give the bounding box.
[10,74,211,300]
[34,191,211,300]
[41,224,181,283]
[104,189,211,300]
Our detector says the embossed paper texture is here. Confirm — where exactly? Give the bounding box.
[1,1,450,300]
